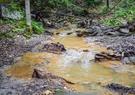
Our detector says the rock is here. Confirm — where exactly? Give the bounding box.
[121,20,128,26]
[0,24,12,34]
[129,25,135,32]
[87,35,135,63]
[121,51,135,64]
[76,30,97,37]
[77,21,86,28]
[91,19,99,26]
[43,90,53,95]
[77,20,88,28]
[44,30,53,36]
[119,28,129,34]
[77,18,92,28]
[43,19,56,28]
[91,26,102,33]
[83,49,89,52]
[32,68,74,84]
[95,52,121,62]
[2,6,23,20]
[32,68,49,79]
[104,31,120,36]
[106,83,135,94]
[55,32,60,35]
[67,32,73,35]
[42,42,66,54]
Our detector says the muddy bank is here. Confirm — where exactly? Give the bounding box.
[0,34,51,67]
[0,57,74,95]
[0,77,66,95]
[0,38,23,67]
[0,34,76,95]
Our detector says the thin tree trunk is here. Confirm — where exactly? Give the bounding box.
[106,0,110,8]
[25,0,32,31]
[0,5,2,18]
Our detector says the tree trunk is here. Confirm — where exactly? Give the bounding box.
[25,0,32,31]
[0,5,2,18]
[106,0,110,8]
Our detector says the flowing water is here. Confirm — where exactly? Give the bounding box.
[5,27,135,95]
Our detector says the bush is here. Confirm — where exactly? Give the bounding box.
[30,0,74,10]
[101,0,135,26]
[48,0,74,8]
[85,0,103,7]
[32,20,44,34]
[0,18,45,38]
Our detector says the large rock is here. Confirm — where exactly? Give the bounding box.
[95,52,121,62]
[121,51,135,64]
[32,68,74,84]
[119,28,129,34]
[91,25,102,33]
[32,68,50,79]
[2,6,23,20]
[76,29,98,37]
[42,42,66,54]
[106,83,135,95]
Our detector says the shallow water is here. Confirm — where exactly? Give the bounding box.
[5,28,135,95]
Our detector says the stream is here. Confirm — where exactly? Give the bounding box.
[5,27,135,95]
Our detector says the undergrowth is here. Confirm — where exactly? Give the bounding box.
[0,2,45,38]
[101,0,135,26]
[0,19,45,38]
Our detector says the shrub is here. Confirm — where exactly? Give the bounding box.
[101,0,135,26]
[85,0,103,7]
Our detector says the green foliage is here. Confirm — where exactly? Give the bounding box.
[30,0,74,10]
[8,2,22,11]
[13,20,44,35]
[101,0,135,26]
[0,0,10,3]
[0,1,45,38]
[71,4,85,15]
[48,0,73,8]
[32,20,44,34]
[0,19,45,38]
[85,0,103,6]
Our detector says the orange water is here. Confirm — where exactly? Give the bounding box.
[5,28,135,95]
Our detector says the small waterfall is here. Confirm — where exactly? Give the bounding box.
[60,49,96,68]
